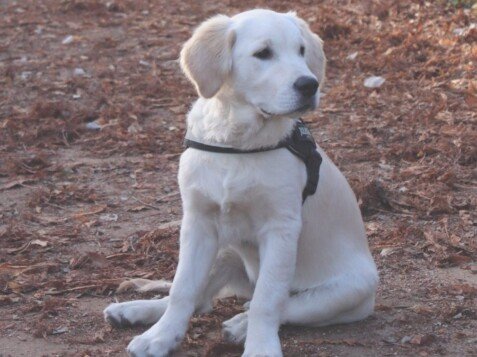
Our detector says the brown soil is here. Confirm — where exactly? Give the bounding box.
[1,1,476,356]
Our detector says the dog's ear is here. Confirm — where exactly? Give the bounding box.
[288,13,326,89]
[180,15,235,98]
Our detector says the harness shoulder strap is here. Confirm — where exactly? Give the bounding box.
[284,120,322,203]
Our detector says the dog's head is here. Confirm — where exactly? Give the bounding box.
[180,9,326,118]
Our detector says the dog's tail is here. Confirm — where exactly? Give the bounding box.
[116,278,172,294]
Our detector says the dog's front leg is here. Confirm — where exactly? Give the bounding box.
[243,219,301,357]
[127,212,218,357]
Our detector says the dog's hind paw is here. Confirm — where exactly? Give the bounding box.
[104,299,168,328]
[222,311,248,344]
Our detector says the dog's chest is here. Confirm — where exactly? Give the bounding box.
[211,162,266,242]
[180,149,306,242]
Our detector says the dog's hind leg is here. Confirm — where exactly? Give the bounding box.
[198,248,253,312]
[104,248,251,328]
[222,269,377,345]
[281,270,378,327]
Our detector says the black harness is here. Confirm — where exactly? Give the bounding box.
[184,120,322,203]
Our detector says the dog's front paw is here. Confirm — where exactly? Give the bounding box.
[243,334,282,357]
[242,351,282,357]
[242,349,282,357]
[127,334,176,357]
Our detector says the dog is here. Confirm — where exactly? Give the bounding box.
[104,9,378,357]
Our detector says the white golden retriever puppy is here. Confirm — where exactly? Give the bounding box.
[104,9,378,357]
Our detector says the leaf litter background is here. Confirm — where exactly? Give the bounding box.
[0,0,476,356]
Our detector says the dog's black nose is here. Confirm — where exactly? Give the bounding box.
[294,76,319,98]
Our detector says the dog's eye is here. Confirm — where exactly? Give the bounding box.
[253,47,272,60]
[300,45,305,56]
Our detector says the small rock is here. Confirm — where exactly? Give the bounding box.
[453,24,476,38]
[86,121,102,130]
[20,71,32,80]
[127,123,142,134]
[158,220,182,230]
[62,35,74,45]
[31,239,48,247]
[401,335,412,344]
[52,326,69,335]
[382,336,398,345]
[347,51,358,60]
[364,76,386,88]
[100,213,118,222]
[73,68,86,76]
[381,247,399,257]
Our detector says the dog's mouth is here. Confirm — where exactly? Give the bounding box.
[259,107,273,118]
[259,103,314,118]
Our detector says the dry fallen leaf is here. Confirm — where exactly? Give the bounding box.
[117,278,172,293]
[6,239,48,254]
[128,205,148,212]
[0,178,36,191]
[462,264,477,274]
[409,334,435,346]
[70,252,109,270]
[447,284,477,296]
[71,204,107,220]
[410,304,434,315]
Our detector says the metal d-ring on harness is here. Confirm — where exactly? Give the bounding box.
[183,120,323,203]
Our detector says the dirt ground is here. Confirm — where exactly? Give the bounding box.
[1,0,476,356]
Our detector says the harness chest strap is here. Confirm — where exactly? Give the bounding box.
[184,120,323,203]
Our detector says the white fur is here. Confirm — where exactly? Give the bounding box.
[104,9,378,357]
